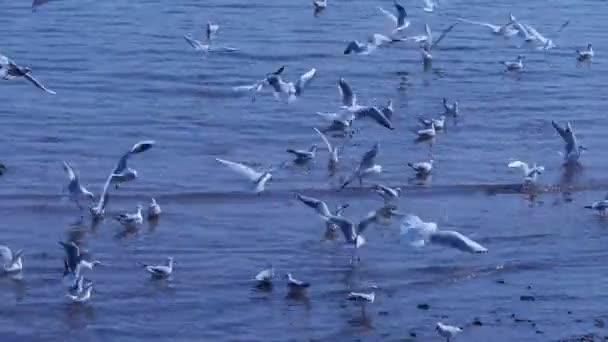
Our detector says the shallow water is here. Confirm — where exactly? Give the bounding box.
[1,0,608,341]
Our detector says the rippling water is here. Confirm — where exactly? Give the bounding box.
[2,0,608,341]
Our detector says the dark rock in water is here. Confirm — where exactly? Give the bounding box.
[472,318,483,326]
[0,163,5,175]
[378,311,389,316]
[417,303,430,310]
[568,311,573,315]
[558,333,608,342]
[520,295,535,301]
[536,330,544,334]
[526,285,533,290]
[409,331,417,338]
[495,279,506,284]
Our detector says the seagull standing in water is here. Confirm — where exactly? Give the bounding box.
[551,120,586,164]
[215,158,279,194]
[0,54,56,94]
[436,322,463,342]
[347,291,375,303]
[147,198,161,219]
[501,55,524,71]
[508,161,544,184]
[577,44,594,61]
[0,245,23,273]
[585,194,608,216]
[419,115,446,130]
[66,283,94,303]
[401,215,488,254]
[408,159,434,177]
[285,273,310,289]
[378,1,410,34]
[62,161,94,211]
[340,143,382,189]
[254,266,274,285]
[59,241,101,290]
[115,204,144,227]
[138,257,174,278]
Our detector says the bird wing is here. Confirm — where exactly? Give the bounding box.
[359,143,379,169]
[313,127,333,152]
[130,140,155,154]
[296,194,331,217]
[295,68,316,96]
[354,106,394,130]
[59,241,80,271]
[0,245,13,264]
[326,216,356,242]
[23,73,56,94]
[525,24,548,43]
[394,1,407,27]
[457,18,500,31]
[431,23,458,49]
[378,7,398,27]
[62,161,78,182]
[433,230,488,253]
[215,158,263,181]
[551,120,571,146]
[507,160,530,176]
[184,34,204,50]
[356,211,377,235]
[370,33,392,47]
[338,77,356,107]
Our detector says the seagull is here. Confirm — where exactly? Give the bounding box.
[524,23,561,50]
[114,204,144,226]
[89,173,113,219]
[423,0,437,12]
[436,322,463,342]
[0,245,23,273]
[254,266,274,284]
[457,17,518,36]
[66,283,94,303]
[287,145,317,164]
[408,160,434,177]
[501,55,524,71]
[215,158,277,194]
[419,115,446,130]
[297,193,333,218]
[585,194,608,216]
[379,99,394,121]
[340,143,382,189]
[184,23,237,54]
[329,79,394,130]
[443,98,459,116]
[508,161,544,183]
[109,140,155,188]
[206,21,219,42]
[314,128,339,176]
[253,68,317,103]
[59,241,101,290]
[285,273,310,288]
[401,215,488,253]
[0,54,56,94]
[322,210,380,249]
[372,184,401,204]
[0,163,5,175]
[347,291,375,303]
[552,120,586,164]
[62,161,94,211]
[344,33,396,56]
[508,14,536,42]
[233,65,286,102]
[138,257,174,278]
[577,43,594,61]
[353,105,395,130]
[313,0,327,16]
[378,1,410,34]
[147,198,161,219]
[419,23,459,64]
[416,123,436,139]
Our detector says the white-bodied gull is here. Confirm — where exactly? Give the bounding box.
[215,158,278,194]
[340,143,382,189]
[401,215,488,253]
[0,53,56,94]
[139,257,174,278]
[0,245,23,273]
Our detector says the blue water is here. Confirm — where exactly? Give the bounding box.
[1,0,608,341]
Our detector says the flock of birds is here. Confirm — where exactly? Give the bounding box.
[0,0,601,341]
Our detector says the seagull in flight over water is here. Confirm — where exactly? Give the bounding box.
[378,0,410,34]
[551,120,586,164]
[0,53,56,94]
[402,215,488,254]
[215,158,282,194]
[340,143,382,190]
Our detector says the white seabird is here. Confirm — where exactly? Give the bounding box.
[347,291,375,303]
[508,161,544,183]
[378,0,410,34]
[284,273,310,288]
[401,215,488,253]
[585,194,608,216]
[314,127,339,176]
[254,266,274,284]
[408,160,434,177]
[287,145,317,164]
[423,0,437,12]
[138,257,174,278]
[0,53,56,94]
[436,322,463,342]
[457,17,518,36]
[551,120,586,164]
[66,283,94,303]
[501,55,524,71]
[419,115,446,130]
[577,43,594,61]
[372,184,401,204]
[115,204,144,227]
[443,98,459,116]
[62,161,94,211]
[0,245,23,273]
[215,158,277,194]
[313,0,327,16]
[147,198,162,219]
[340,143,382,189]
